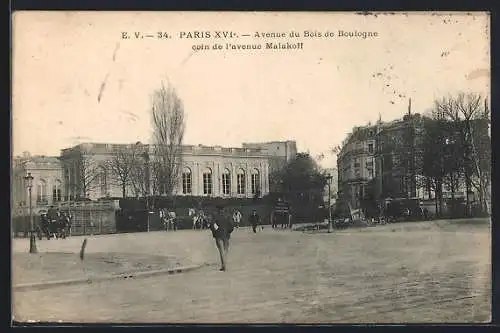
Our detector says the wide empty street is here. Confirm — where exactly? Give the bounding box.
[12,219,491,324]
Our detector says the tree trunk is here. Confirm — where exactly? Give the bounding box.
[465,174,472,217]
[434,179,439,217]
[436,179,443,217]
[426,177,432,200]
[122,185,126,198]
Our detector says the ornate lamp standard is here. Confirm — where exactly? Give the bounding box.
[24,172,37,253]
[326,174,333,233]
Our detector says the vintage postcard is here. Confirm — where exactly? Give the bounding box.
[11,11,491,324]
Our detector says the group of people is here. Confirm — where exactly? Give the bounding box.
[232,209,263,233]
[159,208,178,231]
[189,208,210,230]
[36,206,72,240]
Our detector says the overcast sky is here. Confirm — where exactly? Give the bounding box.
[12,12,490,168]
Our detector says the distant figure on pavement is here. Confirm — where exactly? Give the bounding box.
[210,205,234,271]
[249,209,261,233]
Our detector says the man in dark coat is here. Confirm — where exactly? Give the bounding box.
[249,209,261,233]
[210,205,234,271]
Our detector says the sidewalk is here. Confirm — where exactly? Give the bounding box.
[12,230,217,290]
[297,217,491,234]
[12,252,191,286]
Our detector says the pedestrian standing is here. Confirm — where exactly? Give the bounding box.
[249,209,261,233]
[210,205,234,271]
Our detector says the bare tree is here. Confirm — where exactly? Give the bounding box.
[107,145,137,198]
[150,81,186,197]
[128,144,148,198]
[434,92,491,215]
[456,93,491,214]
[76,150,100,199]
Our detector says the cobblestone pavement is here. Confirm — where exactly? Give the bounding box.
[13,221,491,324]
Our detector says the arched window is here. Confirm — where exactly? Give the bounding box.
[251,169,260,195]
[182,167,192,194]
[52,179,62,202]
[222,168,231,195]
[37,179,47,204]
[202,168,212,195]
[237,168,246,195]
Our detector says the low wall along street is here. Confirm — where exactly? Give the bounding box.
[12,201,118,237]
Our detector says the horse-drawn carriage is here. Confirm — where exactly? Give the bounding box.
[271,199,292,229]
[36,208,72,240]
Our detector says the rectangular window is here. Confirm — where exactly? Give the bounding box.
[251,174,260,195]
[203,173,212,195]
[182,173,192,194]
[237,174,245,195]
[222,173,231,195]
[368,143,374,154]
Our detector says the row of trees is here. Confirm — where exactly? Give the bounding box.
[70,81,186,199]
[375,92,491,217]
[420,93,490,215]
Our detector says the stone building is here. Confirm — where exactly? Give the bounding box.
[373,115,423,201]
[242,141,297,192]
[337,125,377,211]
[12,153,64,215]
[242,141,297,173]
[58,142,274,200]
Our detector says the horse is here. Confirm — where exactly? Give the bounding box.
[37,213,50,240]
[160,209,168,231]
[190,208,205,230]
[167,210,177,231]
[160,209,177,231]
[56,213,68,239]
[64,212,72,237]
[232,210,242,229]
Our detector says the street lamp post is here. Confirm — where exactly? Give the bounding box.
[24,172,37,253]
[327,174,333,233]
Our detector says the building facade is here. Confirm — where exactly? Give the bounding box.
[12,153,64,215]
[338,113,485,214]
[337,125,377,211]
[374,115,423,201]
[56,142,277,201]
[12,140,299,210]
[242,141,297,174]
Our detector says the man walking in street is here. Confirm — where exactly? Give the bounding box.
[249,209,261,233]
[210,205,234,271]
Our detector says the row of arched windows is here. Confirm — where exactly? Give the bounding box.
[182,167,261,196]
[36,179,62,204]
